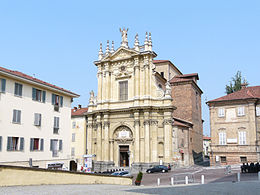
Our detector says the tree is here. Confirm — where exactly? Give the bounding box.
[225,71,249,94]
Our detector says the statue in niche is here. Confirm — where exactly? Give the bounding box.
[119,28,129,47]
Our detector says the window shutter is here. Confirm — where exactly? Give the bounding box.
[7,137,12,151]
[20,137,24,151]
[125,81,128,100]
[52,94,55,105]
[59,96,63,107]
[50,139,53,151]
[14,83,18,95]
[13,110,16,123]
[17,110,21,123]
[59,140,62,151]
[54,117,57,128]
[32,88,36,100]
[1,79,6,92]
[223,133,226,145]
[34,113,37,125]
[42,91,46,103]
[57,117,59,128]
[30,138,34,151]
[0,136,2,151]
[19,84,23,96]
[39,114,41,126]
[40,139,44,151]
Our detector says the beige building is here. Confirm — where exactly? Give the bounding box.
[203,136,211,157]
[207,85,260,165]
[70,106,88,171]
[86,29,203,171]
[0,66,79,169]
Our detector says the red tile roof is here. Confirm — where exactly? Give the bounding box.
[203,136,211,140]
[208,86,260,103]
[71,107,88,116]
[0,66,79,97]
[170,73,199,83]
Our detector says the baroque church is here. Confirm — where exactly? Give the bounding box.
[86,29,203,171]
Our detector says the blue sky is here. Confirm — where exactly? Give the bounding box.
[0,0,259,136]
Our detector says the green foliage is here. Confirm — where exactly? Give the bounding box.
[136,171,143,181]
[225,71,249,94]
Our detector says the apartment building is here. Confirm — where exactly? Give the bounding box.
[207,85,260,165]
[0,66,79,169]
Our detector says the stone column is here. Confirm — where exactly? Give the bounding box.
[144,111,150,163]
[164,112,173,163]
[151,119,158,162]
[103,114,110,162]
[87,115,93,155]
[96,115,102,161]
[134,112,140,163]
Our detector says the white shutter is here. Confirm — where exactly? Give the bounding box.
[218,108,225,117]
[256,107,260,116]
[238,107,245,116]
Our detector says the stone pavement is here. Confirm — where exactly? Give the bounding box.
[1,181,260,195]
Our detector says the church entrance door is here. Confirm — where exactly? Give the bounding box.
[119,145,129,167]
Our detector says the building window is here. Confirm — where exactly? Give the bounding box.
[14,83,23,97]
[237,107,245,116]
[119,81,128,101]
[239,131,246,145]
[50,139,62,157]
[30,138,44,151]
[12,109,21,124]
[240,156,247,163]
[7,137,24,151]
[218,108,225,117]
[71,147,75,156]
[160,72,164,78]
[52,94,63,107]
[220,156,226,163]
[219,132,226,145]
[72,121,76,129]
[0,78,6,93]
[256,106,260,116]
[72,133,75,142]
[32,88,46,103]
[53,117,60,134]
[34,113,42,126]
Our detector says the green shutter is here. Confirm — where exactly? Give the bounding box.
[1,79,6,92]
[50,139,53,151]
[52,94,55,105]
[42,91,46,103]
[59,140,62,151]
[32,88,36,100]
[30,138,34,151]
[19,84,23,96]
[0,136,2,151]
[40,139,44,151]
[20,137,24,151]
[59,96,63,107]
[7,137,12,151]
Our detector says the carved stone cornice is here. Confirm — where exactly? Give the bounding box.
[163,119,173,126]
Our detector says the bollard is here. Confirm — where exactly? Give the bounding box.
[185,176,188,184]
[258,172,260,181]
[157,178,160,186]
[171,177,174,186]
[237,172,240,182]
[201,175,204,184]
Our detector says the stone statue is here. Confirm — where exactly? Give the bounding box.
[89,90,94,105]
[119,28,129,47]
[165,81,172,99]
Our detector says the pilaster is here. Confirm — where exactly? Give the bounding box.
[96,115,102,161]
[87,116,93,155]
[144,111,150,163]
[163,112,173,163]
[103,114,110,161]
[134,111,140,162]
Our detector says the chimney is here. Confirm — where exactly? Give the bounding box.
[241,83,247,89]
[74,107,77,111]
[78,104,82,109]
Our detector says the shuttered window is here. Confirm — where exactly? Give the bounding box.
[71,147,75,156]
[0,79,6,93]
[32,88,46,103]
[53,117,60,134]
[59,140,63,151]
[119,81,128,101]
[7,137,23,151]
[237,107,245,116]
[14,83,23,97]
[30,138,44,151]
[239,131,246,145]
[34,113,41,126]
[13,109,21,123]
[219,132,226,145]
[218,108,225,117]
[52,94,63,107]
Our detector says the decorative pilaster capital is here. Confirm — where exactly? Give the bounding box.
[143,119,150,126]
[163,119,173,126]
[134,120,140,127]
[103,121,110,128]
[87,123,93,128]
[150,120,159,126]
[96,122,102,128]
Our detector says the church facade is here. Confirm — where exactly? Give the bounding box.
[86,29,203,171]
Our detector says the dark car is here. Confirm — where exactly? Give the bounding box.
[146,165,168,173]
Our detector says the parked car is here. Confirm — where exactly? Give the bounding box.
[146,165,168,173]
[111,171,131,177]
